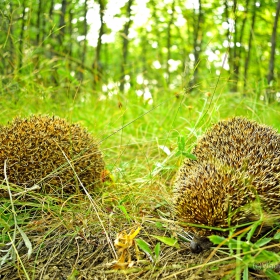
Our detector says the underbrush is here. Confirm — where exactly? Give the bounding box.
[0,87,280,279]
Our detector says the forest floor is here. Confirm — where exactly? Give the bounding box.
[1,172,278,279]
[0,92,280,279]
[1,197,278,280]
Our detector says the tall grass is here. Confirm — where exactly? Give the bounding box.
[0,76,279,278]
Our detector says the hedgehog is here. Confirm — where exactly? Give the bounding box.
[174,117,280,253]
[0,115,105,197]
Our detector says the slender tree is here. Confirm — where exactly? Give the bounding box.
[78,0,88,81]
[166,0,176,84]
[1,0,279,96]
[231,0,238,92]
[34,0,42,69]
[120,0,134,92]
[223,0,230,53]
[243,2,257,90]
[68,6,73,70]
[140,27,148,77]
[180,4,193,90]
[48,0,54,28]
[58,0,67,46]
[1,2,15,75]
[93,0,106,89]
[267,0,280,87]
[234,0,250,92]
[147,0,164,85]
[44,0,55,48]
[188,0,204,89]
[18,0,27,72]
[36,0,42,46]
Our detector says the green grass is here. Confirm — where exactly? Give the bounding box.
[0,82,279,279]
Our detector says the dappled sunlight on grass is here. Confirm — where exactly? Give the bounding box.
[0,88,279,278]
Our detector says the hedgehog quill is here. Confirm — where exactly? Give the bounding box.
[0,115,105,197]
[173,117,280,253]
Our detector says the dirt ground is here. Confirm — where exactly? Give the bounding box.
[1,188,278,280]
[0,222,275,280]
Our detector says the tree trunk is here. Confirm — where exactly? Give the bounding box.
[7,2,15,74]
[58,0,67,46]
[68,6,74,72]
[18,0,27,72]
[119,0,134,92]
[45,0,55,46]
[78,0,88,81]
[93,0,106,90]
[267,0,280,86]
[148,0,164,85]
[188,0,203,90]
[230,0,238,92]
[234,0,250,93]
[48,0,54,25]
[140,29,147,77]
[166,0,176,85]
[46,0,59,86]
[243,2,257,90]
[36,0,42,46]
[35,0,42,69]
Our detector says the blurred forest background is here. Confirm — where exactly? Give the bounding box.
[1,2,280,278]
[1,0,280,103]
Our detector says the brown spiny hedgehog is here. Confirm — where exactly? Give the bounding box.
[0,115,105,197]
[174,117,280,252]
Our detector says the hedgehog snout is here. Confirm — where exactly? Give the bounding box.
[190,236,213,253]
[190,239,203,253]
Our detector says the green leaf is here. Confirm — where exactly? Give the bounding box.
[182,152,197,160]
[273,232,280,240]
[246,220,262,241]
[176,136,196,160]
[67,268,80,280]
[208,235,226,245]
[242,267,249,280]
[253,250,280,264]
[0,217,11,231]
[154,242,161,260]
[240,241,252,252]
[174,151,181,157]
[151,235,180,249]
[17,225,32,259]
[155,221,164,230]
[264,268,280,280]
[117,205,131,222]
[254,237,272,248]
[136,239,152,256]
[177,136,185,151]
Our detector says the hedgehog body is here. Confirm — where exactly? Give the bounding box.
[0,115,105,196]
[174,117,280,242]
